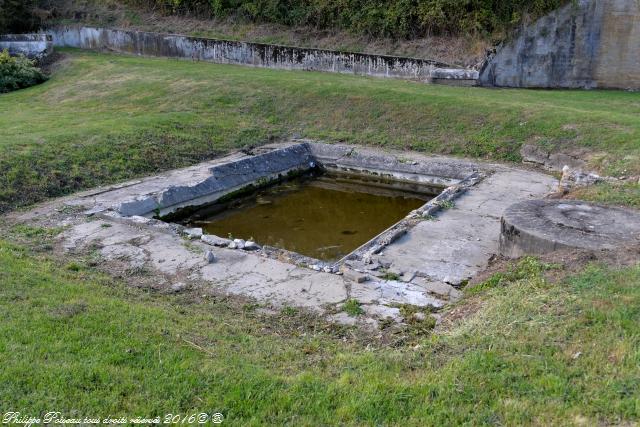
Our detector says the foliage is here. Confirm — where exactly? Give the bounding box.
[0,0,42,33]
[343,299,364,316]
[123,0,567,38]
[0,50,47,93]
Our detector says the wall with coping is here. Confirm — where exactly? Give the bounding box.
[46,26,478,83]
[0,34,53,59]
[479,0,640,89]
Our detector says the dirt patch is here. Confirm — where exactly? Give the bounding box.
[38,51,69,75]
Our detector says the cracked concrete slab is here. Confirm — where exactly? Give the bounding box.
[376,169,557,285]
[12,141,557,326]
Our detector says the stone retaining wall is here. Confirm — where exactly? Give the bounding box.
[479,0,640,89]
[46,26,478,84]
[0,34,53,59]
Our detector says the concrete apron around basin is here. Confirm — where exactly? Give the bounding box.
[15,141,558,326]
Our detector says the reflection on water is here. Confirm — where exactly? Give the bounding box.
[182,174,430,261]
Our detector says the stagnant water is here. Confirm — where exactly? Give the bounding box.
[181,173,431,261]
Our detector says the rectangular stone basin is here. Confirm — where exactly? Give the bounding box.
[176,170,434,261]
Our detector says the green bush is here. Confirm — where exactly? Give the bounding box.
[0,50,47,94]
[125,0,567,38]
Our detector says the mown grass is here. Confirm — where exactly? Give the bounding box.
[569,181,640,208]
[1,49,639,213]
[1,241,638,425]
[1,48,639,424]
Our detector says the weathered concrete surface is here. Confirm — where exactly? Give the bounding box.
[69,141,476,220]
[0,34,53,59]
[138,143,313,217]
[45,26,478,84]
[375,169,557,286]
[500,200,640,257]
[480,0,640,89]
[308,143,477,188]
[13,142,558,326]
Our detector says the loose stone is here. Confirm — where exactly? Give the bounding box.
[184,227,203,239]
[412,312,427,321]
[242,241,260,251]
[201,234,232,247]
[342,268,369,283]
[204,250,216,264]
[170,282,187,293]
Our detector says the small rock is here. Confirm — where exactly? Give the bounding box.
[170,282,187,293]
[204,250,216,264]
[233,239,246,250]
[327,312,358,326]
[559,166,602,192]
[309,264,322,271]
[201,234,232,247]
[242,240,260,251]
[323,266,333,273]
[342,268,369,283]
[184,227,203,240]
[129,215,152,224]
[412,312,427,321]
[228,242,238,249]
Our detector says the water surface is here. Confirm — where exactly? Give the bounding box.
[184,175,429,261]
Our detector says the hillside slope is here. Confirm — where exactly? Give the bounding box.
[38,0,548,67]
[1,50,638,213]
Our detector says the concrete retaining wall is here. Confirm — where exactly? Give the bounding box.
[479,0,640,89]
[47,26,478,84]
[0,34,53,59]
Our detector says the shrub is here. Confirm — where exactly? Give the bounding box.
[124,0,568,38]
[0,50,47,93]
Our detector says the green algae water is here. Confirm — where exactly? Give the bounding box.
[182,174,431,261]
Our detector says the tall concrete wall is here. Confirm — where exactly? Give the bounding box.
[479,0,640,89]
[47,26,478,84]
[0,34,53,59]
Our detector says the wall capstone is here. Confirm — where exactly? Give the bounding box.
[45,26,478,85]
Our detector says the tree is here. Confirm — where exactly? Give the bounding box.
[0,0,41,34]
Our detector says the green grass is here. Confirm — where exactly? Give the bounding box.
[1,49,640,212]
[343,299,364,317]
[1,48,639,423]
[1,242,638,424]
[570,181,640,208]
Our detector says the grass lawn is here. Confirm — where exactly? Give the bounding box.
[1,49,640,213]
[1,238,639,425]
[1,49,639,425]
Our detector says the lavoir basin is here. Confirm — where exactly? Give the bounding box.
[178,172,431,261]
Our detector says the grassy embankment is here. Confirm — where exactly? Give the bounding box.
[1,232,639,424]
[0,49,639,424]
[1,49,639,214]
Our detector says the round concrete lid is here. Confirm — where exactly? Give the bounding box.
[499,199,640,257]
